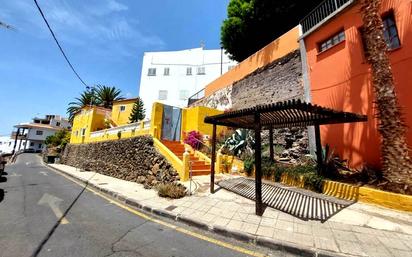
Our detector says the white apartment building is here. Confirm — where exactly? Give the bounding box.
[0,136,14,154]
[138,47,237,116]
[12,115,71,153]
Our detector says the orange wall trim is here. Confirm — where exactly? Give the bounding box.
[204,26,300,96]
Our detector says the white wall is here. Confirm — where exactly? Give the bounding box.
[0,136,14,154]
[139,47,237,116]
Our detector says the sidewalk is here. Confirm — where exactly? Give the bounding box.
[48,163,412,257]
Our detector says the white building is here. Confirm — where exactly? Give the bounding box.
[0,136,14,155]
[138,47,237,115]
[12,115,71,153]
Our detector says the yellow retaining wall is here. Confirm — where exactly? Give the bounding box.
[153,138,189,181]
[150,102,163,139]
[281,175,412,212]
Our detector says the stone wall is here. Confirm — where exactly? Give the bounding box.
[192,50,303,111]
[61,136,179,189]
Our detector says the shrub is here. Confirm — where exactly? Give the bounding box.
[302,173,324,192]
[184,131,203,150]
[261,156,275,178]
[243,157,254,176]
[157,183,187,199]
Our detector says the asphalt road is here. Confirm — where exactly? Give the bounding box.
[0,154,278,257]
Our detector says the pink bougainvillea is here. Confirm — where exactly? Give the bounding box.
[184,130,203,150]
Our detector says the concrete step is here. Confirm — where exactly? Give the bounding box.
[191,170,210,176]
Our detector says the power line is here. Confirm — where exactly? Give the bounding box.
[33,0,88,87]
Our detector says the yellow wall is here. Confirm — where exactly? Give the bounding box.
[111,100,136,126]
[181,106,225,139]
[70,107,108,144]
[150,102,163,139]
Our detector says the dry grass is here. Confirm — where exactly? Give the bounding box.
[157,183,187,199]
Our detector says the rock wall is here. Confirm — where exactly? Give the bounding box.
[231,50,303,109]
[61,136,179,188]
[191,50,303,111]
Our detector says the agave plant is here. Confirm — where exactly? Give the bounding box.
[222,129,255,157]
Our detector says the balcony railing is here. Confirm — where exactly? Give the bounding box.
[300,0,354,35]
[187,88,205,106]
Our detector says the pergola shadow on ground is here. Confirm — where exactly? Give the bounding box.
[218,177,354,222]
[205,99,367,216]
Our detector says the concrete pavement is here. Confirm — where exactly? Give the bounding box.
[48,159,412,257]
[0,154,278,257]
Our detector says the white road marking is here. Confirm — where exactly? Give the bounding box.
[38,193,69,224]
[9,172,22,177]
[40,171,48,176]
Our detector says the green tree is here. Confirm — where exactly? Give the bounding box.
[95,85,124,109]
[129,97,146,123]
[67,90,96,122]
[221,0,323,61]
[45,129,71,148]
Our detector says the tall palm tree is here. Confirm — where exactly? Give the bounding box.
[360,0,412,192]
[95,85,124,109]
[67,91,97,122]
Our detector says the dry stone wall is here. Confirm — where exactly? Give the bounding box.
[61,136,179,189]
[192,50,303,111]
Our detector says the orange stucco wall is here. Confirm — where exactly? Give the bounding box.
[304,0,412,168]
[204,26,300,96]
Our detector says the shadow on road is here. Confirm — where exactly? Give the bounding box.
[0,177,7,183]
[30,173,95,257]
[0,189,4,203]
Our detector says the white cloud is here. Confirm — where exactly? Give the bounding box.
[0,0,165,57]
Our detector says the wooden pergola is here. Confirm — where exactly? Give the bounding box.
[204,99,367,216]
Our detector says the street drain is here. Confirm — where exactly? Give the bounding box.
[165,205,177,211]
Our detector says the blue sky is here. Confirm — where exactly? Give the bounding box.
[0,0,229,135]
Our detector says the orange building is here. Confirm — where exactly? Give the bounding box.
[301,0,412,168]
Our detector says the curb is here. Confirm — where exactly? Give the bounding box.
[45,163,350,257]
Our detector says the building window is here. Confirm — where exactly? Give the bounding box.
[318,30,345,53]
[382,12,400,50]
[119,105,126,112]
[228,65,235,71]
[197,66,205,75]
[30,142,34,147]
[186,67,192,76]
[81,128,86,137]
[38,144,42,149]
[75,131,79,136]
[179,90,189,100]
[158,90,168,100]
[56,122,60,127]
[148,68,156,76]
[36,130,43,135]
[164,67,170,76]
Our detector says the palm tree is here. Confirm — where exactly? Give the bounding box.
[67,91,96,122]
[95,85,124,109]
[0,21,15,30]
[360,0,412,192]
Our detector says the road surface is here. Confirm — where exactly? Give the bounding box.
[0,154,281,257]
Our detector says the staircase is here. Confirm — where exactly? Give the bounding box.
[162,140,211,176]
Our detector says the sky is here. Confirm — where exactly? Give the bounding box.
[0,0,229,135]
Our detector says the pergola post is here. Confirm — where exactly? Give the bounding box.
[269,127,274,161]
[314,124,323,175]
[254,113,263,216]
[12,128,20,155]
[210,124,217,194]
